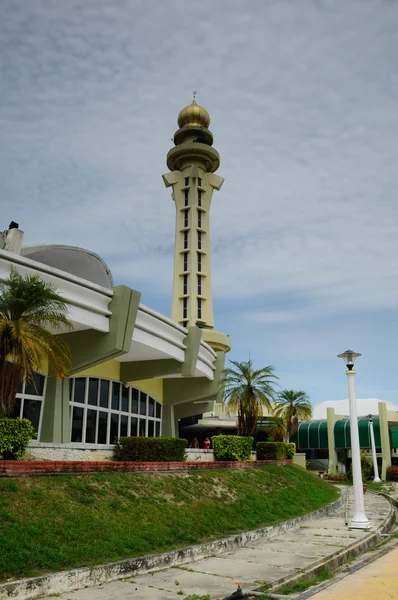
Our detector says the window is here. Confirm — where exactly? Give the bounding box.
[197,253,202,272]
[198,189,202,207]
[197,210,202,228]
[197,275,202,295]
[184,230,188,249]
[183,252,188,272]
[183,274,188,295]
[198,230,202,249]
[198,177,202,186]
[183,297,188,319]
[197,298,202,319]
[184,189,189,206]
[69,377,162,444]
[183,209,188,228]
[12,371,47,439]
[184,176,189,186]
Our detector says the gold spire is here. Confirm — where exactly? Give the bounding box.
[177,93,210,129]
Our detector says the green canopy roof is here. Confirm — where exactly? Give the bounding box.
[291,417,381,450]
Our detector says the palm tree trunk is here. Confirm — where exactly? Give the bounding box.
[0,357,22,416]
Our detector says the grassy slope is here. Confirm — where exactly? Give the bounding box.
[0,465,339,580]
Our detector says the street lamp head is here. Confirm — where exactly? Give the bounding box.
[337,349,361,371]
[368,414,373,423]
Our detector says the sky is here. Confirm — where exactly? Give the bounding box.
[1,0,398,406]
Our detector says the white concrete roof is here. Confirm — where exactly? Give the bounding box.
[312,398,398,419]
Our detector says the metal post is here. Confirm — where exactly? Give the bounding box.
[369,417,381,483]
[347,370,370,529]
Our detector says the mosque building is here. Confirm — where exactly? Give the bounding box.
[0,97,231,450]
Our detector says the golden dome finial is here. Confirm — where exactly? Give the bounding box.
[177,93,210,129]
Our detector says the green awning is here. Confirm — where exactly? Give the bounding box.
[292,417,382,451]
[334,417,381,449]
[294,420,328,450]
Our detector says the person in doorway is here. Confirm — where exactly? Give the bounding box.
[202,437,211,450]
[190,437,199,449]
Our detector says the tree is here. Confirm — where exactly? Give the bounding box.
[222,358,278,437]
[265,416,287,442]
[274,389,312,441]
[0,268,72,415]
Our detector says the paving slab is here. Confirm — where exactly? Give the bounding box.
[41,488,392,600]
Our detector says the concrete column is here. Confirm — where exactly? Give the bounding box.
[161,404,178,438]
[378,401,391,480]
[327,407,338,475]
[40,376,70,442]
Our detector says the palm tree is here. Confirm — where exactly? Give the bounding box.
[222,358,279,437]
[265,416,287,442]
[273,389,312,441]
[0,268,72,415]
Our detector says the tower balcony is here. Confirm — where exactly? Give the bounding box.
[167,142,220,173]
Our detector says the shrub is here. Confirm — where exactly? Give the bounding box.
[256,441,295,460]
[387,465,398,481]
[346,454,372,482]
[211,435,254,462]
[285,442,296,459]
[113,437,188,462]
[327,473,346,482]
[0,417,36,460]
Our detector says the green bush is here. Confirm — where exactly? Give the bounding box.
[0,417,36,460]
[386,466,398,481]
[327,472,346,482]
[211,435,253,462]
[285,442,296,459]
[256,441,294,460]
[113,437,188,462]
[346,454,372,482]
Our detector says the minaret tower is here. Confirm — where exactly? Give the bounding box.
[163,95,231,354]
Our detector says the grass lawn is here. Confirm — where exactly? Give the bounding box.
[0,465,339,581]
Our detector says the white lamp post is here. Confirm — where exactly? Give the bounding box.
[368,415,381,483]
[337,349,370,530]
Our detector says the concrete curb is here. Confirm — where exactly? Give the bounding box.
[0,497,343,600]
[266,489,397,598]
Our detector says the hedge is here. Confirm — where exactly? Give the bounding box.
[386,465,398,481]
[346,454,372,482]
[113,436,188,462]
[0,417,36,460]
[211,435,253,462]
[256,441,296,460]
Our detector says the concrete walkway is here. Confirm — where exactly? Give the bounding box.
[42,489,392,600]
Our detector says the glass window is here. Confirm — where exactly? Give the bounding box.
[183,274,188,295]
[198,253,202,272]
[198,211,202,228]
[198,231,202,249]
[97,411,108,444]
[71,406,84,442]
[148,421,154,437]
[111,382,120,410]
[140,393,147,415]
[131,389,139,414]
[155,422,161,437]
[184,230,188,249]
[11,397,22,419]
[183,297,188,319]
[198,190,202,207]
[184,210,188,227]
[131,416,138,436]
[88,378,98,406]
[139,419,146,437]
[110,413,119,444]
[184,189,189,206]
[85,409,97,443]
[120,414,128,437]
[99,380,109,408]
[198,177,202,186]
[17,379,23,394]
[198,298,202,319]
[148,397,155,418]
[198,275,202,295]
[183,253,188,271]
[74,378,86,404]
[156,402,161,419]
[25,373,45,396]
[121,386,129,412]
[23,399,42,434]
[184,177,189,186]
